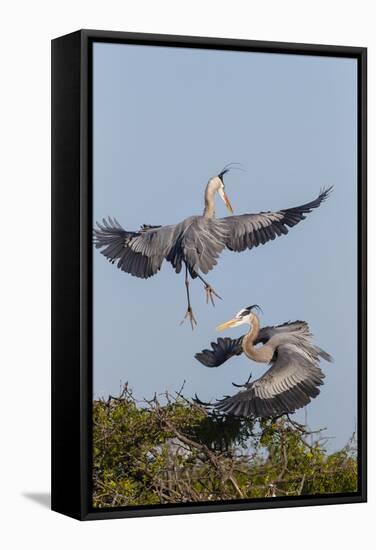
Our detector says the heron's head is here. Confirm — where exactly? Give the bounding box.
[216,305,262,332]
[206,172,233,214]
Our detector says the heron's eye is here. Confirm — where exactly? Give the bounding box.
[236,309,249,318]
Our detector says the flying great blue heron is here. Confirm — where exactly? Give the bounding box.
[195,305,333,418]
[94,165,332,327]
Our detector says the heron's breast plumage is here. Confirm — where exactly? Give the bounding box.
[164,216,229,276]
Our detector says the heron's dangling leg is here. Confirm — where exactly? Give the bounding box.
[195,272,222,306]
[180,264,197,330]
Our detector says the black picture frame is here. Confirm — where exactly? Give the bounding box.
[51,29,367,520]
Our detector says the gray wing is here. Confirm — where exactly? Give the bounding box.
[93,218,177,278]
[255,321,310,344]
[219,187,332,252]
[195,336,244,368]
[215,323,333,418]
[94,216,229,279]
[255,321,333,362]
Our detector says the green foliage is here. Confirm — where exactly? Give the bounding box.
[92,386,358,508]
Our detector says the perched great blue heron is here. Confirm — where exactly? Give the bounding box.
[195,305,333,418]
[94,166,332,327]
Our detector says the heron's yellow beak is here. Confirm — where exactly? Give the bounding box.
[222,191,234,214]
[219,188,234,214]
[216,318,239,332]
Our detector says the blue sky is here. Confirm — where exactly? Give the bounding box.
[93,42,357,451]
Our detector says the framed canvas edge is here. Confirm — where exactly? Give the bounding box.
[52,29,367,521]
[82,493,366,521]
[82,28,366,56]
[52,30,83,520]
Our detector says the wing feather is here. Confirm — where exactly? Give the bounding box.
[195,336,244,368]
[94,215,230,279]
[94,188,332,279]
[214,324,332,418]
[219,187,332,253]
[93,218,175,278]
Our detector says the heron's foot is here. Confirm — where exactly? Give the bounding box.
[205,285,222,306]
[180,307,198,330]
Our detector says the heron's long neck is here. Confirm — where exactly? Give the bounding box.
[242,316,273,364]
[203,186,216,218]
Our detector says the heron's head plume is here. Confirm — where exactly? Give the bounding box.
[216,304,262,332]
[217,162,245,181]
[244,304,263,315]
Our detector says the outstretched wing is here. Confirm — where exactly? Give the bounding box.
[94,216,230,279]
[215,324,333,418]
[219,187,332,253]
[93,218,176,279]
[195,336,244,368]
